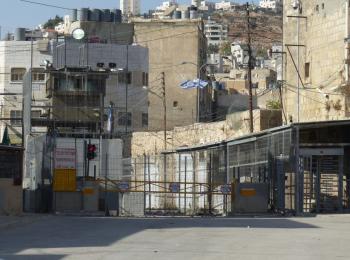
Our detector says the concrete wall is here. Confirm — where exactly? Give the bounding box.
[133,19,209,131]
[67,21,134,45]
[132,109,282,156]
[0,179,22,215]
[283,0,350,122]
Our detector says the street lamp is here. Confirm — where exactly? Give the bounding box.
[180,62,217,122]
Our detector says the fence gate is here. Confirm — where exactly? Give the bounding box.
[300,148,344,213]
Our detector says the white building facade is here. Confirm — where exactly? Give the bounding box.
[204,18,228,46]
[215,1,233,11]
[259,0,281,10]
[0,40,52,144]
[120,0,141,16]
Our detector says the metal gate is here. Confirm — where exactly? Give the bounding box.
[300,149,344,213]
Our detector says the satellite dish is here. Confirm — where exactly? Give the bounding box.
[72,28,85,40]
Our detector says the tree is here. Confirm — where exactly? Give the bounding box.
[1,126,10,145]
[43,15,63,29]
[220,41,232,56]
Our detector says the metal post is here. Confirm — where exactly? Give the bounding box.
[148,155,151,213]
[163,154,167,210]
[105,153,109,216]
[143,154,147,215]
[184,155,187,215]
[125,45,129,134]
[161,72,167,150]
[246,2,254,133]
[297,15,300,122]
[178,154,181,213]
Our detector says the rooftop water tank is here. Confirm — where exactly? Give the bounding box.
[80,8,89,21]
[90,9,101,21]
[102,9,111,22]
[71,9,78,22]
[14,28,26,41]
[112,9,122,23]
[190,10,198,19]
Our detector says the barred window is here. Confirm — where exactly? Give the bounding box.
[11,68,26,82]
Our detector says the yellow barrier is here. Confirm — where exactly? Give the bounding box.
[53,169,77,192]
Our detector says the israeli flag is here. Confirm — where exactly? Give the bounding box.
[106,105,113,133]
[180,78,209,89]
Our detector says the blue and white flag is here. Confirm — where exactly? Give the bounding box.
[180,78,209,89]
[106,105,114,133]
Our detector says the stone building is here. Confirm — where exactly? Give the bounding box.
[283,0,350,122]
[133,19,211,131]
[0,40,52,144]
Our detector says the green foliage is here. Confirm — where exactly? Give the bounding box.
[266,100,282,110]
[220,41,232,56]
[43,15,63,29]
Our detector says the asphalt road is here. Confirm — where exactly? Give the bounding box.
[1,215,350,260]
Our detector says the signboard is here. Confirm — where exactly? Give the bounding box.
[55,148,76,169]
[118,182,130,192]
[220,184,232,195]
[53,169,77,192]
[169,183,180,193]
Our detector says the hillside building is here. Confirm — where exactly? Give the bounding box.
[204,18,228,46]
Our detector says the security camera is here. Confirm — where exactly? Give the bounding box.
[292,0,300,10]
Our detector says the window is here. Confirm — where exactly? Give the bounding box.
[142,72,149,86]
[305,62,310,78]
[173,101,178,108]
[10,110,22,126]
[32,68,46,82]
[31,110,42,119]
[142,113,148,127]
[118,112,132,126]
[11,68,26,82]
[118,72,132,84]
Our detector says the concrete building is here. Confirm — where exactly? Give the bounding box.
[231,43,249,68]
[204,18,228,46]
[49,41,149,135]
[259,0,280,9]
[66,21,134,45]
[215,1,234,11]
[133,19,210,131]
[0,39,52,144]
[283,0,350,123]
[120,0,141,16]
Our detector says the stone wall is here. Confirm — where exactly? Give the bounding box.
[132,109,282,156]
[283,0,350,122]
[0,179,22,215]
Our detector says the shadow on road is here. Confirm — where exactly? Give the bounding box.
[0,216,318,259]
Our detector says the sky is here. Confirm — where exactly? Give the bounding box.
[0,0,257,34]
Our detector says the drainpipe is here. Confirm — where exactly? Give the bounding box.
[345,0,350,83]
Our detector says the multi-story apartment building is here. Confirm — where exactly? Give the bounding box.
[283,0,350,122]
[49,41,149,135]
[204,18,228,46]
[120,0,141,16]
[0,37,52,144]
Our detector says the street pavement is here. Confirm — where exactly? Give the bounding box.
[0,214,350,260]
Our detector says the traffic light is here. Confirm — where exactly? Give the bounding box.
[87,144,97,160]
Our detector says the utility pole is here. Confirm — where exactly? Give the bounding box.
[161,72,167,150]
[246,2,254,133]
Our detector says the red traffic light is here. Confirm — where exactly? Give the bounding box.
[88,144,96,152]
